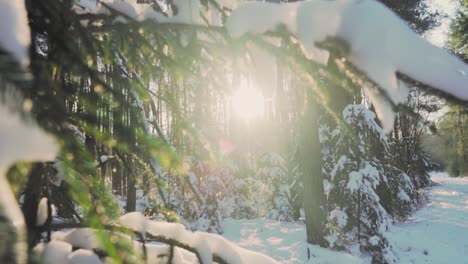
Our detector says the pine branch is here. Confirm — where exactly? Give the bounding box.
[46,222,229,264]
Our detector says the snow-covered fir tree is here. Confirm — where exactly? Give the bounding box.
[257,152,303,222]
[321,104,398,263]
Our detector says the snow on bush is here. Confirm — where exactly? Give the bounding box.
[257,152,303,222]
[330,209,348,229]
[161,158,255,233]
[385,167,416,218]
[147,152,302,232]
[398,189,410,202]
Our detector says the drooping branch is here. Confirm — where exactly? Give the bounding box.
[47,222,230,264]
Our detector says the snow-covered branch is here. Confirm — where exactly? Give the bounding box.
[41,212,279,264]
[95,0,202,25]
[226,0,468,132]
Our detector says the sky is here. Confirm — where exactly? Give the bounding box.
[426,0,459,47]
[424,0,460,122]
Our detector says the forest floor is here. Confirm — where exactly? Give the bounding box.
[387,172,468,264]
[222,172,468,263]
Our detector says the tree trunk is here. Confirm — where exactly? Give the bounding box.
[112,161,121,195]
[85,134,97,161]
[21,163,45,248]
[125,98,137,212]
[126,174,136,212]
[299,92,327,246]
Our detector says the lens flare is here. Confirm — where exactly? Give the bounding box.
[231,84,265,121]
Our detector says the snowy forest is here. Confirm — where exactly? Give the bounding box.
[1,0,468,263]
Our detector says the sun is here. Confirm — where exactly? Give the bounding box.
[231,83,265,122]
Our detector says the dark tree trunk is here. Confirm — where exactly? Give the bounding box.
[21,163,45,248]
[299,92,327,246]
[122,170,127,197]
[376,182,392,215]
[85,134,97,161]
[125,98,137,212]
[112,162,121,195]
[126,173,136,212]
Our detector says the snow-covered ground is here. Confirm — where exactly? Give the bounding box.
[223,172,468,263]
[223,218,365,264]
[387,172,468,264]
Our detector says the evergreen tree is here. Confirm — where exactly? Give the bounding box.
[321,105,399,263]
[390,88,439,187]
[448,0,468,61]
[436,1,468,177]
[379,0,440,34]
[257,152,302,222]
